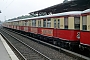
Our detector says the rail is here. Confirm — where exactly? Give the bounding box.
[0,29,52,60]
[0,32,26,60]
[10,29,90,60]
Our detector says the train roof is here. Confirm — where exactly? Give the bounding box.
[7,11,82,22]
[82,8,90,13]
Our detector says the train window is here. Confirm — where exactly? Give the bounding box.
[17,22,19,26]
[14,22,18,26]
[38,20,39,27]
[43,19,46,27]
[32,20,36,27]
[25,21,27,26]
[58,19,60,28]
[47,18,51,28]
[40,20,41,27]
[82,16,87,30]
[54,19,56,28]
[74,17,80,29]
[38,20,41,27]
[64,17,68,29]
[22,21,24,26]
[18,22,20,26]
[13,23,14,25]
[29,21,31,26]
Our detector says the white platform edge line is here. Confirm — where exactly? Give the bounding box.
[0,35,19,60]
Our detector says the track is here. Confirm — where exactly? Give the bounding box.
[0,28,50,60]
[0,27,90,60]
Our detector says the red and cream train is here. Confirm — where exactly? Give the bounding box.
[2,9,90,51]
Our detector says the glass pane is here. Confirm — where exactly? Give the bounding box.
[32,20,36,27]
[38,20,41,27]
[47,18,51,27]
[58,19,60,28]
[75,24,80,29]
[82,16,87,25]
[64,17,68,29]
[82,25,87,30]
[43,19,46,27]
[82,16,87,30]
[64,18,68,25]
[65,26,68,29]
[75,17,80,24]
[74,17,80,29]
[40,20,41,27]
[54,20,56,28]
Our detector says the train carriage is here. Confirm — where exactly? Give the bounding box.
[3,11,82,50]
[28,11,82,49]
[80,9,90,51]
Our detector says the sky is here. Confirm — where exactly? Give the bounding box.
[0,0,66,21]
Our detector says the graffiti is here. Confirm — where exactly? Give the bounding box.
[24,27,28,32]
[42,29,53,36]
[31,28,37,34]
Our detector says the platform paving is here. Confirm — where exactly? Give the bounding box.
[0,35,19,60]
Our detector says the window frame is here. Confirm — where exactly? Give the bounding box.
[64,17,68,29]
[47,18,51,28]
[43,19,46,27]
[38,20,41,27]
[54,19,57,28]
[82,16,87,31]
[74,16,80,29]
[32,20,36,27]
[57,19,60,28]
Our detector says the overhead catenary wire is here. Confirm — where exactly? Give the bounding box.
[3,0,15,12]
[0,0,8,10]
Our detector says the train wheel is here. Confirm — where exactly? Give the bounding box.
[53,40,57,45]
[79,45,85,51]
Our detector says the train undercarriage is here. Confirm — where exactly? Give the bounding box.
[79,44,90,51]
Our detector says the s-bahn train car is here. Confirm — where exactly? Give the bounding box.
[80,9,90,51]
[36,11,82,50]
[3,11,82,50]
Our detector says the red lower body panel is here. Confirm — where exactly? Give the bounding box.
[20,26,24,31]
[41,28,54,36]
[23,26,29,32]
[12,26,79,42]
[55,29,79,41]
[28,27,31,32]
[16,26,20,30]
[38,27,79,42]
[80,31,90,46]
[31,27,38,34]
[13,26,16,29]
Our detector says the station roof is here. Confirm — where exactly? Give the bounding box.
[29,0,90,14]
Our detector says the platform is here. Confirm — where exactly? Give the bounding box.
[0,35,19,60]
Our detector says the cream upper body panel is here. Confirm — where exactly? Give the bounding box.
[68,17,74,29]
[87,15,90,31]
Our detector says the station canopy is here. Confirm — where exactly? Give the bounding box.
[29,0,90,15]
